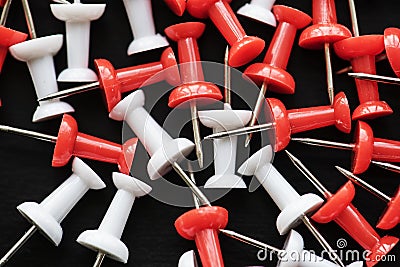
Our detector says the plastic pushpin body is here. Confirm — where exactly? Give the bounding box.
[175,206,228,267]
[18,157,105,246]
[122,0,168,55]
[53,114,138,174]
[311,181,398,267]
[95,47,180,112]
[164,0,186,16]
[77,172,151,263]
[0,24,27,73]
[198,103,252,188]
[51,2,106,82]
[237,0,277,27]
[384,27,400,78]
[269,92,351,151]
[186,0,265,67]
[244,5,312,94]
[178,250,197,267]
[9,35,75,122]
[299,0,352,49]
[334,35,393,120]
[109,90,194,180]
[377,187,400,230]
[279,230,363,267]
[238,145,324,234]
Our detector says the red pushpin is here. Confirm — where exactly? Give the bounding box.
[286,151,399,267]
[165,22,223,168]
[39,47,181,112]
[0,114,137,174]
[164,0,186,16]
[175,206,228,267]
[0,0,28,72]
[299,0,352,105]
[185,0,265,67]
[336,167,400,231]
[243,5,311,146]
[293,121,400,174]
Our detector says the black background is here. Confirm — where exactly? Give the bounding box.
[0,0,399,266]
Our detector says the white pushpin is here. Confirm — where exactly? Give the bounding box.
[178,250,198,267]
[0,158,105,266]
[51,0,106,82]
[122,0,169,55]
[237,0,277,27]
[77,172,151,266]
[9,0,74,122]
[109,90,195,180]
[199,103,251,188]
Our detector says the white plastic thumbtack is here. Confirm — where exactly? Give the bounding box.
[9,0,74,122]
[237,0,277,27]
[0,158,105,266]
[51,0,106,82]
[77,172,151,266]
[178,250,198,267]
[122,0,169,55]
[109,90,195,180]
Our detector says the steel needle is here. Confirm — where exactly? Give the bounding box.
[224,46,231,105]
[204,123,275,140]
[245,82,267,147]
[21,0,36,39]
[0,125,57,143]
[38,82,100,101]
[92,252,106,267]
[291,137,354,150]
[190,101,204,168]
[336,53,387,74]
[324,42,335,105]
[348,72,400,85]
[0,0,12,26]
[371,161,400,174]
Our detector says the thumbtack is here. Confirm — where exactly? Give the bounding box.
[221,229,363,267]
[77,172,152,266]
[165,22,223,168]
[9,0,74,122]
[206,92,351,152]
[110,90,195,180]
[38,47,180,112]
[0,114,138,174]
[122,0,169,54]
[0,0,28,73]
[299,0,352,105]
[293,121,400,174]
[178,250,198,267]
[51,0,106,82]
[237,0,277,27]
[286,151,399,266]
[336,167,400,231]
[186,0,265,67]
[0,158,106,266]
[244,5,311,146]
[333,0,392,120]
[237,145,344,267]
[164,0,186,16]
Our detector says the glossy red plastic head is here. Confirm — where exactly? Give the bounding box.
[384,27,400,78]
[334,35,384,61]
[352,121,374,174]
[164,0,186,16]
[0,26,28,72]
[311,181,355,223]
[53,114,79,168]
[273,5,312,30]
[376,187,400,230]
[168,81,222,108]
[185,0,232,19]
[0,0,6,6]
[265,98,290,152]
[165,22,205,42]
[333,92,352,133]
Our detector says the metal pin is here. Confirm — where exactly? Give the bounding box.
[92,252,106,267]
[171,162,211,207]
[190,102,204,168]
[335,166,391,202]
[285,150,331,197]
[38,81,100,102]
[0,125,57,143]
[336,54,387,75]
[204,122,275,140]
[324,43,335,105]
[224,46,231,105]
[371,161,400,174]
[348,72,400,85]
[348,0,359,37]
[21,0,36,39]
[0,225,37,266]
[0,0,12,26]
[219,229,285,257]
[52,0,71,3]
[187,162,201,209]
[245,81,268,147]
[291,137,354,150]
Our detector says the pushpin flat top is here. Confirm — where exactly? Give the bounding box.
[185,0,232,19]
[51,3,106,21]
[273,5,312,29]
[377,187,400,230]
[352,121,374,174]
[334,35,384,61]
[168,82,223,108]
[384,27,400,78]
[164,0,186,16]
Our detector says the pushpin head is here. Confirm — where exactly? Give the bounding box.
[168,82,223,108]
[376,187,400,230]
[299,24,352,49]
[352,121,374,174]
[265,98,291,151]
[0,27,27,72]
[164,0,186,16]
[0,0,6,6]
[273,5,312,30]
[334,35,384,61]
[333,92,352,133]
[237,0,277,27]
[185,0,232,19]
[53,113,79,167]
[228,36,265,68]
[311,181,356,223]
[384,27,400,78]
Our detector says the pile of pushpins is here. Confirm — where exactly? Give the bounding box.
[0,0,398,266]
